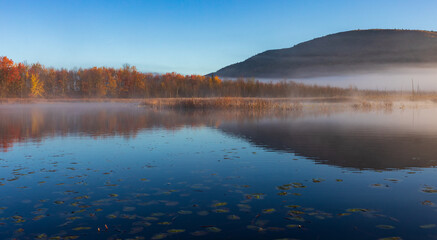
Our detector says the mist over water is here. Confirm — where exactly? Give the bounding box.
[259,67,437,91]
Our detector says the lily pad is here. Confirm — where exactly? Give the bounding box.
[211,202,227,207]
[376,225,395,229]
[151,233,168,239]
[286,224,302,228]
[206,226,221,233]
[262,208,276,214]
[419,224,436,229]
[227,214,240,220]
[72,227,91,231]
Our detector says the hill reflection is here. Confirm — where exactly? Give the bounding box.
[1,102,437,170]
[219,110,437,170]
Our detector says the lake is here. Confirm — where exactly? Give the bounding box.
[0,102,436,240]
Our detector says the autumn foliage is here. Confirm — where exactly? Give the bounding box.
[0,56,351,98]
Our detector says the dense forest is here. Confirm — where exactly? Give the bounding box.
[0,56,351,98]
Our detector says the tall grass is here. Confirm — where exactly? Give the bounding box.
[141,98,304,111]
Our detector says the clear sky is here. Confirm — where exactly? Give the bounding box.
[1,0,437,74]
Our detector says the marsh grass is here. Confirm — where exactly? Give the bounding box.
[141,98,304,111]
[141,95,437,113]
[351,101,394,111]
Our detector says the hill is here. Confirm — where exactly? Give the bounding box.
[212,29,437,78]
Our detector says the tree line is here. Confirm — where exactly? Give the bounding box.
[0,56,352,98]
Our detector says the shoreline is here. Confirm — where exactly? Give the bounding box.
[1,96,437,113]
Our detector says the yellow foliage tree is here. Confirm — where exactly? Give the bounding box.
[107,74,118,97]
[31,74,45,97]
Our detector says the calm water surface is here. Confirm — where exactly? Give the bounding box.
[0,103,436,240]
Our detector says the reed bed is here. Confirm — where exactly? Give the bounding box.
[351,101,394,111]
[141,96,435,113]
[141,98,304,111]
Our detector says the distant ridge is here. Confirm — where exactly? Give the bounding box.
[212,29,437,79]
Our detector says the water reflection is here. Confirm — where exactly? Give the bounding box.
[1,102,437,240]
[220,110,437,170]
[0,103,212,151]
[1,102,437,170]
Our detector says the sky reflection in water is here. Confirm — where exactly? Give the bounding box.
[0,103,436,240]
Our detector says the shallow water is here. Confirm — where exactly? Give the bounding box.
[0,103,436,240]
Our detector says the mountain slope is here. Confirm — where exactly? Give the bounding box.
[213,29,437,78]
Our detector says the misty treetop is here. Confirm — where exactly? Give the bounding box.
[0,56,350,98]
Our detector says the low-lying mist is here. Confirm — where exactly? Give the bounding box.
[290,67,437,91]
[249,66,437,91]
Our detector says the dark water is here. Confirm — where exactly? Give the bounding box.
[0,103,436,240]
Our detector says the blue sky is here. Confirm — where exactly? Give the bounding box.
[1,0,437,74]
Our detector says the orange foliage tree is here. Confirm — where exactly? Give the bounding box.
[0,56,351,98]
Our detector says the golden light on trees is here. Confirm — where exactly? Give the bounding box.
[30,74,45,97]
[0,56,350,99]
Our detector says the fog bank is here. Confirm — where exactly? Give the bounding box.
[262,67,437,91]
